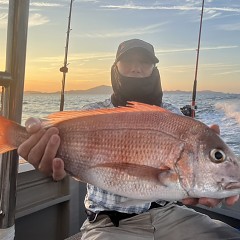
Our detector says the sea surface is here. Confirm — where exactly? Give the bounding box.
[21,92,240,156]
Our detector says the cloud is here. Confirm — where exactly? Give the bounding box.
[161,64,193,73]
[0,0,8,11]
[30,2,64,7]
[99,2,239,24]
[162,62,240,73]
[218,23,240,31]
[100,4,240,14]
[30,45,239,66]
[76,0,99,2]
[0,12,7,20]
[79,23,166,38]
[28,13,49,27]
[0,4,52,29]
[203,63,240,75]
[0,0,8,4]
[214,69,240,76]
[203,9,222,20]
[30,52,114,64]
[209,7,240,14]
[0,13,7,28]
[156,45,239,55]
[101,4,198,11]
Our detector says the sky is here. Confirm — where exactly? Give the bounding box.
[0,0,240,93]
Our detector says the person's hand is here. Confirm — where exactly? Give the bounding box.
[182,124,239,208]
[17,117,66,181]
[182,195,239,207]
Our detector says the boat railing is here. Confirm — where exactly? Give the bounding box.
[0,0,30,235]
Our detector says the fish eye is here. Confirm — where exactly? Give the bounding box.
[210,149,226,163]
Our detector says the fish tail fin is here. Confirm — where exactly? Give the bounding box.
[0,116,18,154]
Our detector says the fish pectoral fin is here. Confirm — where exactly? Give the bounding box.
[158,169,179,187]
[93,162,174,186]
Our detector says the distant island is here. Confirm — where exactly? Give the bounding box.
[24,85,113,95]
[24,85,235,95]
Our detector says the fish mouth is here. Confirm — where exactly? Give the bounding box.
[225,182,240,190]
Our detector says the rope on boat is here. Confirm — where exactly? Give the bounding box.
[0,225,15,240]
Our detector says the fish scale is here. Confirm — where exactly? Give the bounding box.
[0,102,240,202]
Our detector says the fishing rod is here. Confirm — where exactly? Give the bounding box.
[180,0,205,118]
[60,0,74,111]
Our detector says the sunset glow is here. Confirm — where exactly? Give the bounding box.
[0,0,239,93]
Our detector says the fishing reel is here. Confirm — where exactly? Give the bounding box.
[60,66,68,73]
[180,105,197,117]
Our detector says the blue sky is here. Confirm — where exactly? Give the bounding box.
[0,0,239,93]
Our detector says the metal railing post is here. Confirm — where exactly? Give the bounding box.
[0,0,30,229]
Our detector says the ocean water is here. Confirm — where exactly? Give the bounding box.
[21,92,240,156]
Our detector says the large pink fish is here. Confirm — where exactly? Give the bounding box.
[0,102,240,201]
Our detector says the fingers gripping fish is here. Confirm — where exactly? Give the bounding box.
[0,102,240,201]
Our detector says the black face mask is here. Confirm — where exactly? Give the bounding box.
[111,65,163,107]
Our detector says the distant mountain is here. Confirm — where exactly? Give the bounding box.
[67,85,113,94]
[24,85,113,95]
[164,90,225,94]
[24,86,230,95]
[164,90,191,94]
[24,91,46,94]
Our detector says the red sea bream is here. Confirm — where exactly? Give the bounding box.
[0,102,240,201]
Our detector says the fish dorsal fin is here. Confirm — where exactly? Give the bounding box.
[127,101,169,112]
[43,101,169,127]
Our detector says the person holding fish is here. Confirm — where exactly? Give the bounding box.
[6,39,240,239]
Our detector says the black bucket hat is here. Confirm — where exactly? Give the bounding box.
[115,39,159,64]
